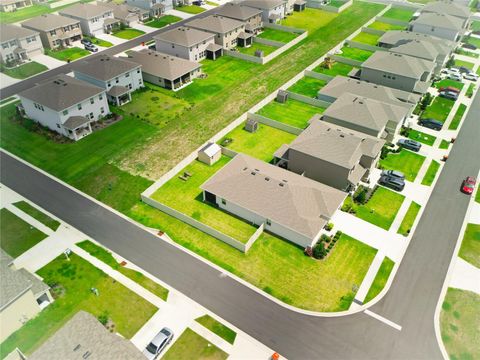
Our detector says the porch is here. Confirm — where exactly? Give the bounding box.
[107,85,131,106]
[237,32,253,48]
[63,116,92,141]
[165,73,193,91]
[206,43,223,60]
[104,18,121,33]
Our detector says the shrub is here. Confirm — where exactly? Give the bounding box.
[354,188,367,204]
[98,311,109,326]
[400,127,410,137]
[341,202,351,212]
[420,92,432,110]
[320,234,331,243]
[380,145,392,159]
[446,56,455,68]
[312,243,327,259]
[324,222,334,231]
[335,231,343,238]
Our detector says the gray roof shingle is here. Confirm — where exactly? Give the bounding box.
[21,13,80,32]
[411,12,464,31]
[59,3,112,19]
[0,24,38,43]
[154,26,214,47]
[241,0,286,10]
[0,250,32,310]
[361,51,435,79]
[186,15,245,34]
[75,55,140,81]
[422,0,470,19]
[378,30,454,57]
[214,3,262,21]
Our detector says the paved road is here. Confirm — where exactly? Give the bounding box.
[2,95,479,359]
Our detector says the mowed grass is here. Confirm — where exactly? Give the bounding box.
[313,61,354,77]
[151,156,257,243]
[363,256,395,303]
[380,149,425,182]
[76,240,169,301]
[287,76,327,97]
[439,139,451,149]
[257,28,298,43]
[0,254,157,357]
[421,97,455,123]
[144,15,181,28]
[0,0,92,23]
[0,61,47,79]
[407,129,436,146]
[174,5,205,13]
[280,7,337,33]
[13,201,60,231]
[448,104,467,130]
[237,42,278,56]
[162,328,228,360]
[45,47,90,62]
[382,7,415,21]
[455,58,475,70]
[83,36,113,48]
[368,21,405,31]
[458,223,480,269]
[258,98,324,129]
[195,315,237,344]
[421,160,440,186]
[343,186,405,230]
[0,208,47,258]
[397,201,421,236]
[441,288,480,360]
[112,28,145,39]
[352,31,381,45]
[434,79,464,91]
[337,46,373,62]
[220,122,297,162]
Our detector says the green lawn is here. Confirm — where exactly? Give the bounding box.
[382,7,414,21]
[434,79,464,91]
[458,223,480,269]
[380,149,426,182]
[257,28,298,43]
[112,28,145,39]
[45,47,90,62]
[466,83,475,98]
[439,139,451,149]
[421,96,455,123]
[407,129,436,146]
[13,201,60,231]
[368,21,405,31]
[454,58,475,70]
[195,315,237,344]
[472,20,480,32]
[363,257,395,303]
[448,104,467,130]
[237,43,278,56]
[0,208,48,258]
[351,31,381,45]
[0,253,157,358]
[454,48,479,59]
[441,288,480,360]
[343,186,405,230]
[287,76,327,97]
[420,160,440,186]
[337,46,373,62]
[258,98,324,129]
[0,61,47,79]
[162,328,228,360]
[397,201,421,236]
[174,5,205,13]
[151,156,257,243]
[76,240,169,301]
[464,36,480,49]
[329,0,346,7]
[144,15,181,28]
[280,7,337,33]
[220,122,296,162]
[83,36,113,48]
[313,61,355,77]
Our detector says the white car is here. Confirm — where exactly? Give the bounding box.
[447,73,462,81]
[464,72,479,81]
[442,67,460,76]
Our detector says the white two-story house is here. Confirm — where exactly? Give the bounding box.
[18,74,110,141]
[126,0,173,16]
[0,24,43,64]
[59,3,117,37]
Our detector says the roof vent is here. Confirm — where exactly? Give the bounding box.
[251,171,256,175]
[279,183,284,187]
[73,345,81,352]
[243,167,248,171]
[282,179,288,183]
[265,177,270,181]
[340,134,344,138]
[82,351,92,359]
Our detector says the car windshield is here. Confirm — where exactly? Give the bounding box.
[146,343,158,354]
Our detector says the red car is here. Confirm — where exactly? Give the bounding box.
[440,86,460,94]
[461,176,476,195]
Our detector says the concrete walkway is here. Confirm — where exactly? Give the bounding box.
[32,54,66,69]
[166,9,195,19]
[449,258,480,294]
[0,73,19,89]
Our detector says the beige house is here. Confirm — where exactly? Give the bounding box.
[21,14,82,49]
[0,250,53,342]
[0,0,32,12]
[0,24,44,64]
[214,2,263,34]
[274,120,385,191]
[198,143,222,165]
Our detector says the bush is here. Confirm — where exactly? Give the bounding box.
[446,56,455,68]
[341,202,352,212]
[380,146,392,159]
[334,231,343,238]
[354,188,367,204]
[420,92,432,110]
[324,222,334,231]
[320,234,331,243]
[400,127,410,137]
[98,311,109,326]
[312,243,327,259]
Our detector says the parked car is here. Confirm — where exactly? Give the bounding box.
[461,176,476,195]
[439,86,460,94]
[418,118,443,131]
[462,43,477,50]
[192,0,205,4]
[397,139,422,152]
[442,67,460,76]
[447,73,462,82]
[378,175,405,191]
[143,328,173,359]
[439,90,458,100]
[381,170,405,180]
[81,38,92,46]
[458,66,472,74]
[84,43,98,52]
[464,72,479,81]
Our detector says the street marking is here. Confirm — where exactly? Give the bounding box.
[364,310,402,331]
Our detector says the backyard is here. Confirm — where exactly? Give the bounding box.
[351,31,381,45]
[257,28,298,43]
[367,21,405,31]
[0,61,47,79]
[313,61,354,77]
[420,97,455,123]
[195,315,236,344]
[45,47,90,62]
[380,149,425,182]
[0,254,157,358]
[162,328,228,360]
[257,98,324,129]
[112,28,145,39]
[237,43,278,56]
[363,257,395,303]
[397,201,421,236]
[421,160,440,186]
[145,15,181,28]
[337,46,373,62]
[381,7,415,22]
[220,122,297,162]
[458,223,480,269]
[13,201,60,231]
[287,76,327,97]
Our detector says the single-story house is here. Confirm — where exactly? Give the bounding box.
[201,153,346,248]
[214,3,263,34]
[274,120,385,191]
[198,143,222,165]
[241,0,287,24]
[0,250,53,342]
[409,12,465,42]
[128,49,201,90]
[0,24,44,64]
[321,92,409,141]
[74,55,143,106]
[59,3,117,36]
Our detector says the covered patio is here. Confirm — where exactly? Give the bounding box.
[107,85,131,106]
[104,18,121,33]
[237,32,253,48]
[206,43,223,60]
[63,116,92,141]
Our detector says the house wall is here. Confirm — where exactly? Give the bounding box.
[60,11,115,36]
[74,67,144,93]
[285,0,295,14]
[155,37,214,61]
[0,33,43,63]
[360,67,420,93]
[23,22,82,49]
[198,150,221,165]
[245,13,263,32]
[216,25,245,49]
[126,0,173,12]
[0,290,40,342]
[253,5,285,24]
[409,23,460,42]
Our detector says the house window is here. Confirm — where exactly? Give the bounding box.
[63,109,68,115]
[9,40,16,47]
[50,30,56,36]
[107,81,111,87]
[89,112,94,119]
[115,77,119,83]
[137,69,140,74]
[1,43,8,49]
[266,219,271,226]
[78,104,82,110]
[100,107,105,114]
[221,199,226,205]
[99,94,103,100]
[57,124,61,128]
[90,98,94,104]
[125,72,130,78]
[138,79,143,85]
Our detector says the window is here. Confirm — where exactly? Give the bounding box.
[89,112,94,119]
[34,103,44,111]
[78,104,82,110]
[221,199,226,205]
[125,72,130,78]
[1,43,8,49]
[90,98,94,104]
[99,94,103,100]
[138,79,143,85]
[115,77,119,83]
[100,107,105,114]
[137,69,140,74]
[57,124,61,128]
[50,30,56,36]
[9,40,16,47]
[63,109,68,115]
[107,81,111,87]
[266,219,271,226]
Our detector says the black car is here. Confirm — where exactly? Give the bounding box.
[81,38,92,46]
[439,91,458,101]
[463,43,477,50]
[397,139,421,152]
[418,118,443,131]
[378,175,405,191]
[458,66,472,74]
[381,170,405,180]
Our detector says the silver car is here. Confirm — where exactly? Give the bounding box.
[143,327,174,359]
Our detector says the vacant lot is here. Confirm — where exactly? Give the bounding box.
[397,201,421,236]
[0,62,47,79]
[363,256,395,303]
[288,76,327,97]
[258,98,324,129]
[162,328,228,360]
[258,28,298,43]
[380,149,425,182]
[458,223,480,269]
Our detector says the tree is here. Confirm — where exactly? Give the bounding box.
[446,56,455,69]
[313,242,327,259]
[420,92,432,110]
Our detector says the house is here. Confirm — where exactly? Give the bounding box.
[317,75,417,108]
[126,0,173,15]
[360,51,435,95]
[29,311,145,360]
[103,3,150,26]
[274,121,385,191]
[186,15,251,49]
[241,0,286,24]
[18,74,110,141]
[0,24,43,65]
[128,49,201,90]
[378,30,454,71]
[198,143,222,165]
[0,250,53,342]
[321,92,410,141]
[59,3,118,37]
[409,13,464,42]
[74,55,143,106]
[21,14,82,49]
[201,153,346,248]
[214,3,263,34]
[0,0,32,12]
[154,26,222,61]
[421,0,470,25]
